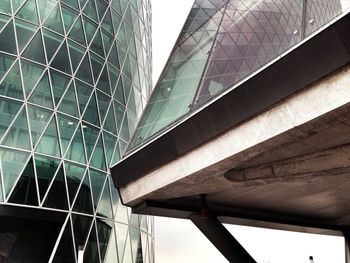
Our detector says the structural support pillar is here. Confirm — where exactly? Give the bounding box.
[344,231,350,263]
[190,214,256,263]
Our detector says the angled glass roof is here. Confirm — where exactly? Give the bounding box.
[127,0,350,153]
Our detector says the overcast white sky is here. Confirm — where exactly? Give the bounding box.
[151,1,347,262]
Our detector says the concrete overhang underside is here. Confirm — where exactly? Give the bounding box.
[112,12,350,236]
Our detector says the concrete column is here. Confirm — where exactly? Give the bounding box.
[190,214,256,263]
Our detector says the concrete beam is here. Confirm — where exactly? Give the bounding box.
[120,65,350,206]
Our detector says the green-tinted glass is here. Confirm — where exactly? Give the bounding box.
[68,40,85,72]
[90,29,104,57]
[36,116,61,157]
[68,15,86,45]
[27,104,52,147]
[83,0,98,22]
[82,123,99,159]
[57,83,79,117]
[20,59,45,97]
[83,223,100,263]
[28,71,54,108]
[60,3,78,33]
[96,90,110,122]
[0,2,11,14]
[83,92,100,125]
[0,148,30,197]
[2,106,31,150]
[43,29,63,62]
[35,154,60,200]
[36,0,56,22]
[72,172,93,213]
[0,97,21,140]
[82,15,98,44]
[96,178,113,218]
[64,161,86,204]
[0,20,17,54]
[96,219,112,262]
[75,80,92,114]
[50,69,71,105]
[17,0,39,24]
[43,165,69,209]
[14,18,36,53]
[90,52,104,81]
[76,53,93,84]
[71,214,93,252]
[65,124,86,164]
[0,53,15,80]
[61,0,79,10]
[43,3,64,34]
[103,105,117,134]
[103,132,117,169]
[89,168,105,208]
[90,135,106,170]
[22,31,46,64]
[52,220,76,262]
[0,60,24,99]
[57,113,78,153]
[50,41,72,74]
[96,65,111,95]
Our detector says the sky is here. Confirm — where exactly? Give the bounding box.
[151,0,348,262]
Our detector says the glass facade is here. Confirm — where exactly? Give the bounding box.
[0,0,153,262]
[129,0,347,150]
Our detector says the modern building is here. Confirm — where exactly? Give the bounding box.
[0,0,154,262]
[113,0,350,262]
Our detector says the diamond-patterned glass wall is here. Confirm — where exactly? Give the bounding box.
[0,0,153,262]
[128,0,345,150]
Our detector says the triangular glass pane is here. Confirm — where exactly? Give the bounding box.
[2,106,31,150]
[72,172,93,213]
[71,214,93,254]
[96,178,113,218]
[50,41,72,74]
[115,223,129,261]
[90,135,106,171]
[103,132,116,167]
[50,69,71,105]
[101,29,113,57]
[130,228,142,263]
[12,0,27,13]
[113,76,125,105]
[65,124,86,164]
[108,64,120,95]
[43,3,64,35]
[83,0,98,22]
[61,0,79,10]
[36,0,56,23]
[57,82,79,117]
[0,148,30,198]
[36,116,61,157]
[27,104,52,147]
[96,90,109,121]
[43,29,64,62]
[95,0,107,21]
[90,51,104,82]
[75,80,93,114]
[57,113,78,153]
[98,224,112,263]
[101,225,119,263]
[61,4,78,33]
[110,183,119,217]
[14,18,36,53]
[64,161,85,204]
[43,165,69,209]
[0,97,21,141]
[22,31,46,64]
[103,106,117,135]
[17,0,39,24]
[83,92,100,125]
[68,40,85,72]
[0,20,17,54]
[35,154,60,201]
[0,60,23,99]
[110,142,121,167]
[8,157,38,206]
[82,16,98,44]
[90,29,104,57]
[107,43,120,69]
[52,220,76,263]
[0,53,15,81]
[96,65,111,95]
[76,53,93,84]
[20,59,45,97]
[82,123,99,160]
[101,9,113,33]
[83,222,100,263]
[0,2,12,14]
[28,71,54,108]
[68,15,85,45]
[89,169,105,209]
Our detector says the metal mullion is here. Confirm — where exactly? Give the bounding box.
[68,167,88,211]
[48,214,71,263]
[68,214,79,263]
[93,173,108,216]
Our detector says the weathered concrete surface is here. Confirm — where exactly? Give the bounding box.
[120,64,350,227]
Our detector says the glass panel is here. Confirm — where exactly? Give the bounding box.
[101,226,118,263]
[102,132,116,167]
[89,169,106,209]
[76,80,93,115]
[96,219,112,262]
[0,60,24,100]
[17,0,39,24]
[28,71,54,108]
[96,65,111,95]
[50,41,72,74]
[52,220,76,263]
[8,157,38,206]
[83,0,98,22]
[35,154,60,200]
[76,53,93,84]
[36,0,56,23]
[96,178,113,218]
[83,91,100,125]
[0,97,21,141]
[57,113,78,153]
[61,3,78,33]
[43,28,64,62]
[68,40,85,72]
[65,125,86,164]
[82,16,98,44]
[57,82,79,117]
[83,223,100,263]
[90,29,104,57]
[68,15,86,46]
[43,165,69,210]
[20,59,45,97]
[14,18,37,53]
[72,171,93,213]
[36,116,61,157]
[64,161,86,204]
[96,90,110,122]
[90,135,106,171]
[82,122,99,159]
[43,3,64,34]
[2,106,31,150]
[130,228,143,263]
[50,69,71,105]
[103,105,117,135]
[22,31,46,64]
[71,214,93,253]
[0,20,17,54]
[27,104,52,147]
[115,223,129,260]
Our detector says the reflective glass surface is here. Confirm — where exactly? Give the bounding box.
[129,0,350,151]
[0,0,154,262]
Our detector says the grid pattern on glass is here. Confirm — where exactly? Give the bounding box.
[128,0,344,151]
[0,0,154,262]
